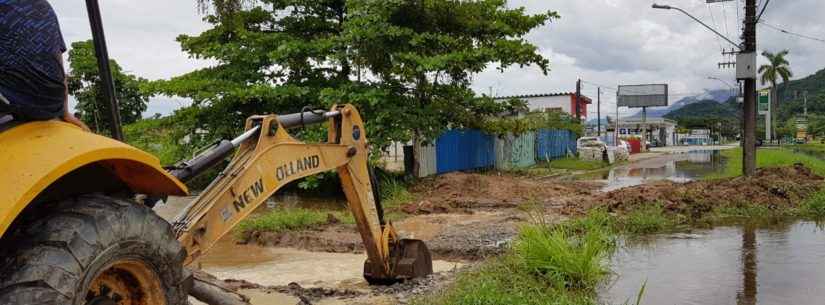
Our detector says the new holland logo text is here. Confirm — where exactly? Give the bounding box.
[276,155,320,182]
[232,178,265,213]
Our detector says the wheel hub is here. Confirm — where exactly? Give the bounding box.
[85,260,166,305]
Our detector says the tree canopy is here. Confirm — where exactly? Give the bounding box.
[153,0,558,149]
[67,40,149,134]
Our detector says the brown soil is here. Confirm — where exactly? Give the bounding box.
[222,267,466,305]
[240,172,599,261]
[241,225,365,253]
[401,172,599,214]
[241,212,523,261]
[570,164,823,218]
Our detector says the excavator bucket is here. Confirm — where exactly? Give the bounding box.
[363,239,434,285]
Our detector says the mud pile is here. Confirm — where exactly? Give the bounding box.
[576,164,823,218]
[401,172,597,214]
[222,268,465,305]
[241,225,364,253]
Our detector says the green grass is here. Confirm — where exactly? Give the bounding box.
[412,255,595,305]
[550,158,608,171]
[379,177,414,209]
[707,147,825,179]
[413,211,619,305]
[514,225,614,290]
[796,142,825,156]
[236,208,328,237]
[801,189,825,218]
[616,204,679,235]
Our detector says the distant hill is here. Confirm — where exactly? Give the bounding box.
[625,89,736,119]
[774,67,825,122]
[664,99,737,121]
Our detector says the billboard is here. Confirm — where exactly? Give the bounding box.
[617,84,668,108]
[758,90,770,115]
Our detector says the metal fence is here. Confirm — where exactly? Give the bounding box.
[536,129,577,161]
[494,131,537,170]
[406,128,578,177]
[436,129,495,174]
[415,142,437,178]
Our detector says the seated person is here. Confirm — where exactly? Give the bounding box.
[0,0,86,129]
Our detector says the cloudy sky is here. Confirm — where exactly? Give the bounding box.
[52,0,825,118]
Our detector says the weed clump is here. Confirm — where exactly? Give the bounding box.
[514,225,613,290]
[801,190,825,218]
[616,204,677,234]
[236,208,328,237]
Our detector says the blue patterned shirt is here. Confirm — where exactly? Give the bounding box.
[0,0,66,120]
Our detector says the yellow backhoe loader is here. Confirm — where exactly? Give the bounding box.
[0,2,432,305]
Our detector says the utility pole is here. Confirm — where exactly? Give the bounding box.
[742,0,757,176]
[613,91,619,146]
[86,0,123,141]
[575,79,582,121]
[597,87,601,137]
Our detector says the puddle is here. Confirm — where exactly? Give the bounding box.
[601,150,726,191]
[202,245,461,287]
[603,221,825,305]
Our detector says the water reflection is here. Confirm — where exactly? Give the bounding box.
[738,225,756,305]
[601,150,726,191]
[603,221,825,305]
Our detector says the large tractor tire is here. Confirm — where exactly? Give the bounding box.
[0,194,189,305]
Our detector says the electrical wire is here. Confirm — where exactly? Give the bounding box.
[707,4,725,51]
[756,0,770,23]
[759,21,825,44]
[721,2,730,41]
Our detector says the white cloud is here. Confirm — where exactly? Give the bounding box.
[51,1,825,117]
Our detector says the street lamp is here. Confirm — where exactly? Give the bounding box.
[707,76,736,90]
[652,3,742,50]
[708,76,742,102]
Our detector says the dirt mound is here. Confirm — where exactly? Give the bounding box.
[223,280,363,304]
[425,218,519,260]
[402,172,597,214]
[577,164,823,218]
[242,225,364,253]
[223,268,466,305]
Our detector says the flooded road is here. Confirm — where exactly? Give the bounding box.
[603,221,825,305]
[601,150,727,191]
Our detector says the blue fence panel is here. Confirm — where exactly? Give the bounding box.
[536,129,578,161]
[436,129,495,174]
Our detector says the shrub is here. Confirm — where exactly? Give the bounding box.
[802,190,825,218]
[514,225,613,290]
[617,204,675,234]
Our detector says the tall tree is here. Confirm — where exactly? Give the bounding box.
[67,40,149,134]
[156,0,556,153]
[759,49,793,141]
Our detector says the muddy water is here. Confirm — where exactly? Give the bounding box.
[601,150,726,191]
[603,221,825,305]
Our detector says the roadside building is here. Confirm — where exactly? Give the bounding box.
[605,117,678,147]
[676,129,712,146]
[495,92,592,119]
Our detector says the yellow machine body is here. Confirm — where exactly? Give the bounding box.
[0,120,188,237]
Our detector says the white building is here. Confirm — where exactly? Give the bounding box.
[495,92,592,119]
[606,117,678,146]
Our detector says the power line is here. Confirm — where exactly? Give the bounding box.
[756,0,770,23]
[759,21,825,44]
[707,4,724,51]
[721,2,730,40]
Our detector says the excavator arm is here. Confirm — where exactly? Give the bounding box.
[172,104,432,283]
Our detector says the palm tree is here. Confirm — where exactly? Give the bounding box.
[758,50,793,141]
